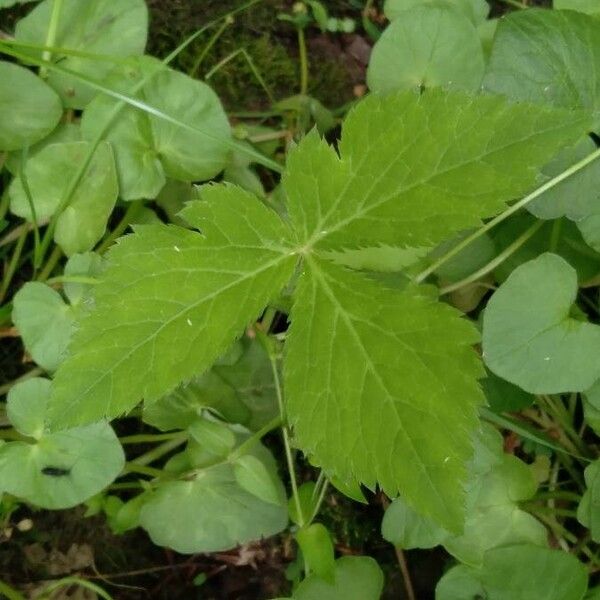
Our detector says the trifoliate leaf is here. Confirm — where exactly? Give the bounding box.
[484,9,600,128]
[12,282,75,372]
[577,459,600,541]
[15,0,148,108]
[528,137,600,220]
[285,256,483,531]
[368,4,485,93]
[0,379,124,509]
[81,57,231,200]
[9,141,118,255]
[138,443,287,553]
[0,61,62,151]
[289,556,384,600]
[483,253,600,394]
[384,0,489,24]
[49,185,296,427]
[283,90,589,251]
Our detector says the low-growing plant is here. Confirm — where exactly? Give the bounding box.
[3,0,600,598]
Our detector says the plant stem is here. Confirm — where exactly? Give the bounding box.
[0,226,27,303]
[297,27,309,96]
[0,367,43,396]
[416,146,600,284]
[189,17,233,78]
[439,220,543,295]
[228,415,282,461]
[36,245,62,282]
[307,478,329,525]
[40,0,64,78]
[119,432,185,444]
[130,434,188,467]
[0,579,25,600]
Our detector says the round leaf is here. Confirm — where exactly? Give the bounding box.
[483,253,600,394]
[436,564,485,600]
[295,523,336,584]
[7,378,50,439]
[139,445,287,553]
[12,282,74,372]
[0,61,62,151]
[368,4,485,93]
[15,0,148,108]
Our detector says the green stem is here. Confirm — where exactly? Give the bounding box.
[0,580,26,600]
[297,27,309,96]
[549,219,563,253]
[36,245,62,282]
[416,146,600,284]
[307,478,329,525]
[228,415,282,461]
[40,0,64,78]
[119,431,185,444]
[189,17,233,78]
[129,434,188,467]
[0,227,27,303]
[96,200,144,254]
[121,463,164,478]
[439,220,543,295]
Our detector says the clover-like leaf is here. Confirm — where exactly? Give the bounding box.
[138,442,287,553]
[81,57,231,200]
[484,9,600,128]
[368,4,485,93]
[0,61,62,151]
[12,282,75,372]
[384,0,489,24]
[0,379,124,509]
[9,141,118,255]
[49,185,296,427]
[483,253,600,394]
[15,0,148,108]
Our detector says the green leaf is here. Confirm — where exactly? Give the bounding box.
[15,0,148,108]
[382,496,449,549]
[437,545,588,600]
[283,90,589,251]
[554,0,600,15]
[528,137,600,220]
[9,141,118,255]
[368,4,485,93]
[0,378,124,509]
[188,417,236,458]
[49,185,296,427]
[290,556,384,600]
[12,282,74,372]
[483,253,600,394]
[233,454,283,506]
[81,57,231,200]
[583,380,600,436]
[63,252,104,306]
[138,443,287,553]
[384,0,489,24]
[577,459,600,541]
[483,9,600,128]
[481,370,534,414]
[285,256,483,531]
[0,61,62,151]
[295,523,336,584]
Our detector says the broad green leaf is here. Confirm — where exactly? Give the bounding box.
[528,137,600,220]
[483,253,600,394]
[554,0,600,14]
[577,459,600,541]
[368,4,485,93]
[285,256,483,531]
[138,443,287,553]
[483,9,600,128]
[9,141,118,255]
[81,57,231,200]
[12,282,74,372]
[437,545,588,600]
[143,338,277,432]
[384,0,489,24]
[295,523,336,584]
[290,556,384,600]
[15,0,148,108]
[233,454,282,506]
[63,252,104,306]
[49,185,296,427]
[189,417,236,458]
[0,61,62,151]
[283,90,589,251]
[0,378,124,509]
[382,496,449,549]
